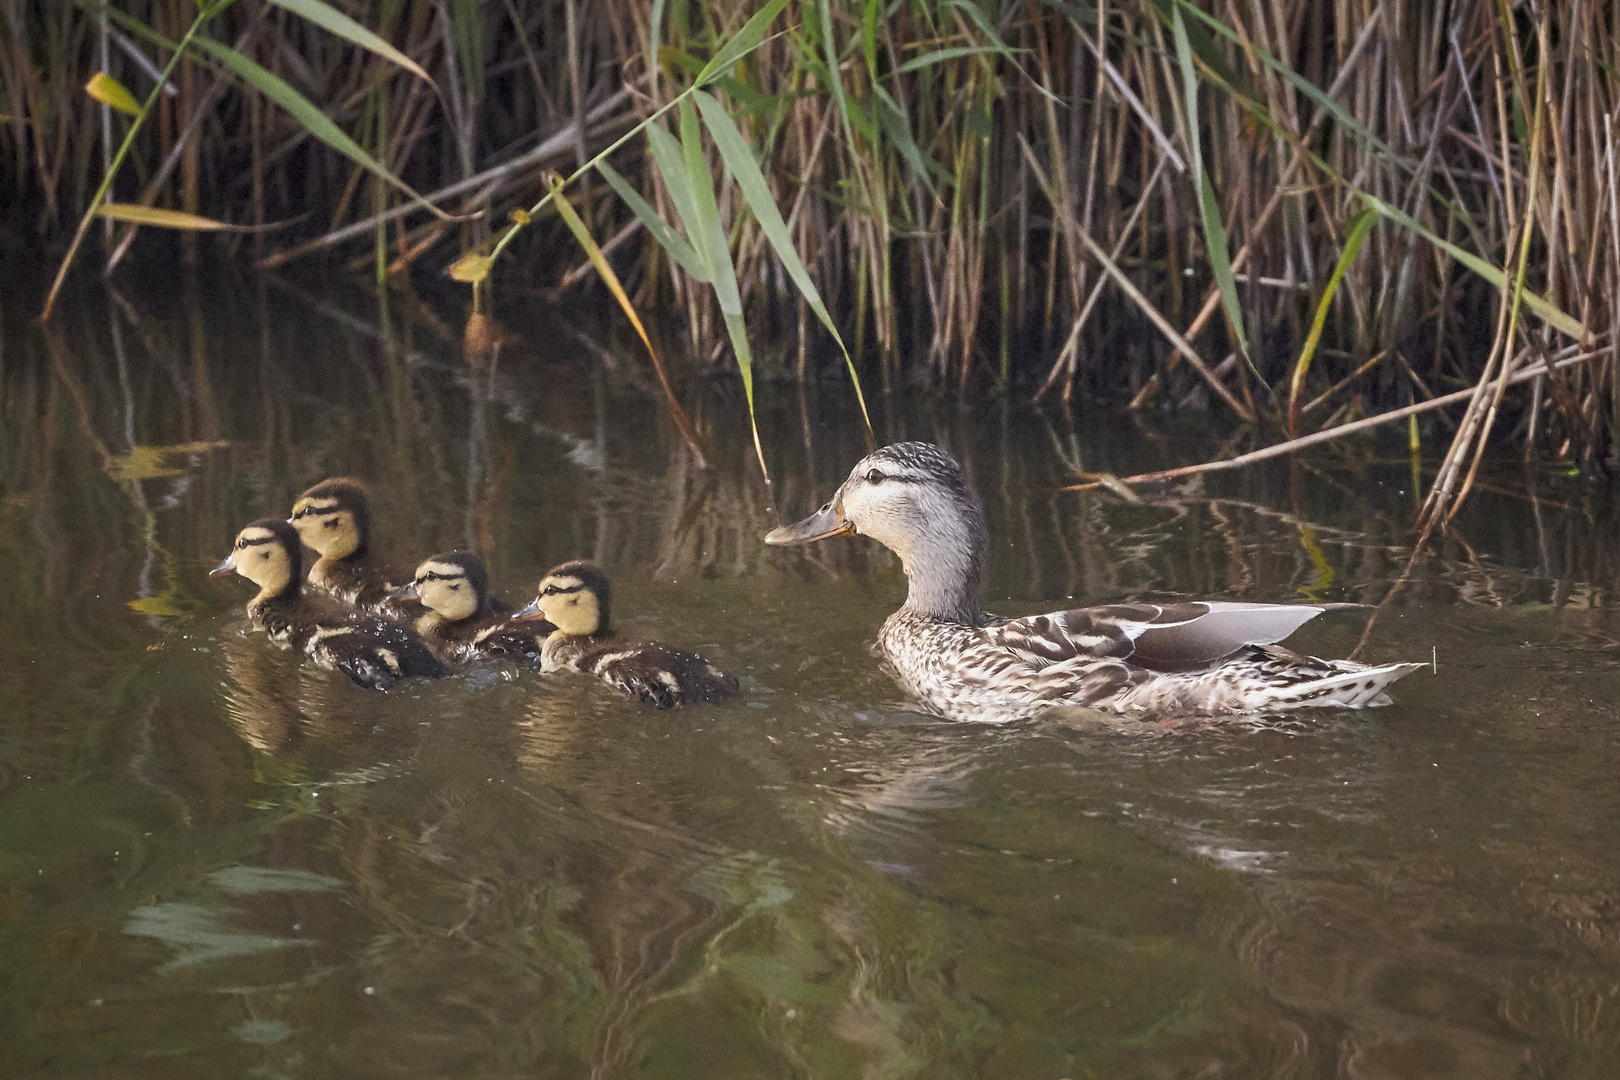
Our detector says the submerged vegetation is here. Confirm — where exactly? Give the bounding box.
[3,1,1618,509]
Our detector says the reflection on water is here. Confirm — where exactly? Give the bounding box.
[2,273,1620,1077]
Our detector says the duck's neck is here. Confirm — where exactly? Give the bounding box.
[894,505,984,625]
[249,577,299,613]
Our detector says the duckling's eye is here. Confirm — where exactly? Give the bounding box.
[541,584,559,596]
[865,468,886,484]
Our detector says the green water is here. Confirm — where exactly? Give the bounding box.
[3,278,1619,1078]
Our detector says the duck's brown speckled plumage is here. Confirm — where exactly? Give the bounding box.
[213,519,444,692]
[767,442,1423,723]
[514,560,739,710]
[394,551,551,665]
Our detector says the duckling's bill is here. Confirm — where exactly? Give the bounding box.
[209,554,238,578]
[510,598,545,622]
[388,579,419,602]
[764,499,856,545]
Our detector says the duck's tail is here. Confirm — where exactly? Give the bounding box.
[1252,656,1427,710]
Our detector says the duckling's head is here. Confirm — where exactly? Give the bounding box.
[289,478,370,560]
[512,560,611,636]
[211,518,302,601]
[392,551,489,622]
[765,441,985,622]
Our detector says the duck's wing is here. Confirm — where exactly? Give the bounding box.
[985,601,1343,671]
[585,642,739,710]
[310,614,446,691]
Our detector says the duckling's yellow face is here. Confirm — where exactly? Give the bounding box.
[227,525,293,595]
[412,559,480,622]
[534,572,601,636]
[289,496,360,558]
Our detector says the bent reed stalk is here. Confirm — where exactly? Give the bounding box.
[4,0,1617,489]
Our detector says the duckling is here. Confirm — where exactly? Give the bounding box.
[389,551,553,665]
[211,518,445,692]
[511,560,738,709]
[288,478,406,612]
[765,441,1423,723]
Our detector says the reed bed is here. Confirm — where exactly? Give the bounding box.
[4,1,1617,506]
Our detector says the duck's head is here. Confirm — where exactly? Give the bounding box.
[765,441,985,622]
[512,560,611,636]
[289,478,370,560]
[391,551,489,622]
[211,518,302,601]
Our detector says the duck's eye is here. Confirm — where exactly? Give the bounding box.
[865,468,886,484]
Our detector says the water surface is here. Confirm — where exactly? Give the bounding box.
[2,277,1619,1078]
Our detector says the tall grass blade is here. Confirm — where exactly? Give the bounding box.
[679,96,767,480]
[266,0,435,87]
[894,46,1009,75]
[1286,206,1376,434]
[1358,192,1583,338]
[695,0,790,86]
[945,0,1059,104]
[1172,3,1250,375]
[548,174,709,466]
[185,36,463,222]
[597,160,709,281]
[692,88,871,437]
[642,125,710,270]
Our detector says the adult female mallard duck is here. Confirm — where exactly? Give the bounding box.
[765,441,1422,723]
[389,550,553,665]
[212,518,445,692]
[511,560,738,709]
[288,478,407,612]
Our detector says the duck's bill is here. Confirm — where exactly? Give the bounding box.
[764,501,855,545]
[208,554,238,578]
[511,598,545,622]
[388,581,419,602]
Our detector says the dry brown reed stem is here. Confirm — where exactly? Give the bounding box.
[1065,343,1607,491]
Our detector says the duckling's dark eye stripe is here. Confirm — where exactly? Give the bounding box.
[417,571,461,583]
[541,583,584,596]
[236,536,276,549]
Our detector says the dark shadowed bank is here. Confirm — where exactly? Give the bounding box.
[3,1,1617,498]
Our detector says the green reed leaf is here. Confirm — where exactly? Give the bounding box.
[678,97,767,479]
[693,88,871,434]
[1287,206,1376,432]
[945,0,1060,104]
[266,0,435,87]
[1168,0,1385,159]
[550,173,710,466]
[696,0,790,87]
[894,45,1010,75]
[872,84,935,193]
[646,122,705,266]
[1173,4,1251,375]
[1358,193,1583,338]
[186,36,458,221]
[596,160,710,282]
[680,98,740,317]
